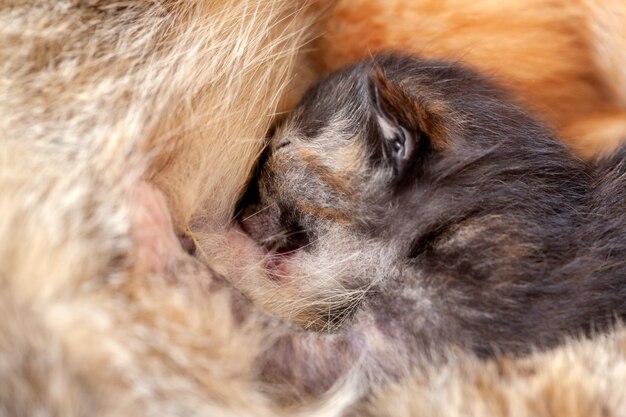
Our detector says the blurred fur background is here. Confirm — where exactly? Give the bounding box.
[1,1,626,416]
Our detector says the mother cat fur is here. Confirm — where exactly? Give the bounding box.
[238,54,626,393]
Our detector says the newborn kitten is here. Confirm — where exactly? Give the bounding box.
[238,53,626,366]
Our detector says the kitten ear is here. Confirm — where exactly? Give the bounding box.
[367,68,417,131]
[366,70,416,175]
[367,68,447,160]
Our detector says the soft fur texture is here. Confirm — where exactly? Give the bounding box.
[2,0,626,416]
[314,0,626,158]
[362,329,626,417]
[0,1,332,416]
[237,53,626,388]
[241,51,626,344]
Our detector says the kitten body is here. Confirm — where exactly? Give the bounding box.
[240,55,626,368]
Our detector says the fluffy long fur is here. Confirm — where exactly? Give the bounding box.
[2,0,626,416]
[0,1,329,416]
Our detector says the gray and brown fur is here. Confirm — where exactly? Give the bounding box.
[240,54,626,380]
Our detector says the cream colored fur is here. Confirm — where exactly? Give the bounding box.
[364,328,626,417]
[1,1,626,416]
[0,1,325,416]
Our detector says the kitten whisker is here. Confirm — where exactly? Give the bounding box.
[240,202,276,222]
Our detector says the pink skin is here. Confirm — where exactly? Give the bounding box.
[222,225,295,284]
[263,254,292,283]
[221,225,266,264]
[131,182,187,273]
